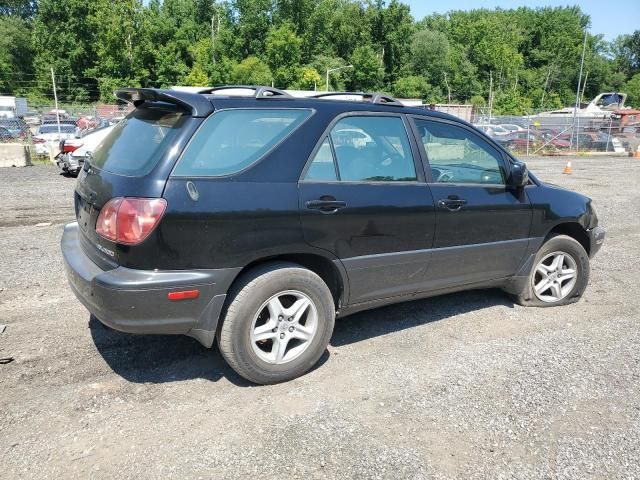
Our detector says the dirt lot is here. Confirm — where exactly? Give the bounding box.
[1,157,639,479]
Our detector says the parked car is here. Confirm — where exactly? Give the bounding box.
[0,118,30,139]
[62,86,605,384]
[0,126,13,142]
[578,132,623,152]
[56,125,115,176]
[32,123,77,155]
[495,132,570,151]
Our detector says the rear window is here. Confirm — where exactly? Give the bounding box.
[90,106,187,176]
[172,109,311,177]
[38,124,76,134]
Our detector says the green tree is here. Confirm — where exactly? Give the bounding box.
[183,64,209,87]
[377,0,414,84]
[231,0,274,57]
[265,22,302,71]
[86,0,147,101]
[393,75,430,99]
[0,16,34,95]
[410,29,450,82]
[612,31,640,76]
[625,73,640,107]
[231,56,272,85]
[290,66,322,90]
[349,45,383,91]
[31,0,98,101]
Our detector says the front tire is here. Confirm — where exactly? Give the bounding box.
[513,234,590,307]
[217,262,335,384]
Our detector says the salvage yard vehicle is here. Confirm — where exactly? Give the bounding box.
[56,125,114,176]
[0,118,30,139]
[62,86,606,384]
[32,123,77,155]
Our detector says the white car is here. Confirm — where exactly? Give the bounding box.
[33,123,77,156]
[56,125,114,175]
[498,123,526,133]
[474,124,511,137]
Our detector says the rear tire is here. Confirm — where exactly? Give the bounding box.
[217,262,335,384]
[513,234,590,307]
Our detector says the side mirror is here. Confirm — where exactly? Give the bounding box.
[510,161,528,187]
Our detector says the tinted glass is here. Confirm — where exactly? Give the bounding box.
[38,124,76,134]
[90,106,187,176]
[174,109,311,177]
[415,119,505,185]
[304,138,337,181]
[329,116,416,182]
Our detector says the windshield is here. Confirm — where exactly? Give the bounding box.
[38,124,76,134]
[90,106,188,176]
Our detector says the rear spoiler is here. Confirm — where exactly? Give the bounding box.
[115,88,214,117]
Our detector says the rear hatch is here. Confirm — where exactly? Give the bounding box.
[74,101,201,269]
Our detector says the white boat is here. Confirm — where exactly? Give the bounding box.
[528,92,628,126]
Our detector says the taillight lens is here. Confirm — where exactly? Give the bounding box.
[95,197,166,245]
[63,143,81,153]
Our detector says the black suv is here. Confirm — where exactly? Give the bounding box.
[62,86,605,384]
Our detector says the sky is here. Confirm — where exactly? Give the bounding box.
[405,0,640,41]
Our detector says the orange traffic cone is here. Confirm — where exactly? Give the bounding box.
[562,160,572,174]
[634,145,640,158]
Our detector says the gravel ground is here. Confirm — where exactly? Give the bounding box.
[1,157,639,479]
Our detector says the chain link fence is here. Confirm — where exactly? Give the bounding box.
[471,107,639,156]
[0,103,132,163]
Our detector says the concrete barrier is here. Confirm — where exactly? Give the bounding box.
[0,144,31,167]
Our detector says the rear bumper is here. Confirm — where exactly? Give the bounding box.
[588,226,606,258]
[61,222,240,347]
[56,153,82,172]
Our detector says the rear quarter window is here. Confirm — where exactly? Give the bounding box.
[172,109,311,177]
[90,106,187,176]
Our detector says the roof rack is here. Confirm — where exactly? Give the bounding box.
[198,85,292,99]
[311,92,404,107]
[115,88,214,117]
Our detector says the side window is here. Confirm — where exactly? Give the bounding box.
[414,119,506,185]
[173,109,311,177]
[304,115,416,182]
[305,138,337,181]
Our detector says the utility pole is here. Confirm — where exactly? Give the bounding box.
[211,14,220,65]
[540,65,552,109]
[571,29,588,152]
[490,71,494,114]
[443,72,451,103]
[580,71,589,105]
[50,67,61,136]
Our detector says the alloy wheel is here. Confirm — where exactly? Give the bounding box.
[250,290,319,364]
[532,251,578,303]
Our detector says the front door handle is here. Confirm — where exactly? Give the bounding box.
[306,199,347,212]
[438,198,467,211]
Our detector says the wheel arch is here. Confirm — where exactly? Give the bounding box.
[545,222,590,256]
[226,253,348,313]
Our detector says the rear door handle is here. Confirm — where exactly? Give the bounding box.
[438,198,467,211]
[306,200,347,212]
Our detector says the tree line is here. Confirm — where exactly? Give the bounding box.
[1,0,639,114]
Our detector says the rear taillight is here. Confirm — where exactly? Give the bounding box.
[96,197,166,245]
[32,137,46,144]
[63,143,81,153]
